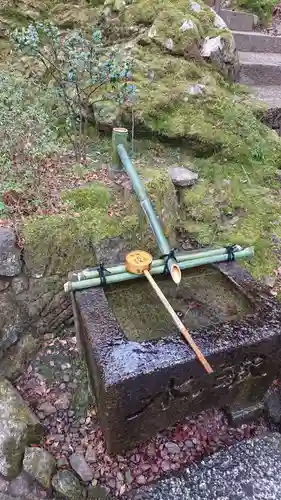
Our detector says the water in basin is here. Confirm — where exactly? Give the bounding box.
[105,266,254,342]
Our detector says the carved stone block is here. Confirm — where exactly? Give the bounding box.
[74,261,281,454]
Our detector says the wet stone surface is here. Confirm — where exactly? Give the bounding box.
[75,261,281,454]
[13,326,268,497]
[126,434,281,500]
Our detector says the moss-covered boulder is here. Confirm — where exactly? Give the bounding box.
[0,377,42,479]
[23,176,178,278]
[93,0,240,137]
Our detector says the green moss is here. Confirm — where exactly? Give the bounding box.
[124,0,166,25]
[0,7,34,26]
[23,208,123,276]
[62,183,111,211]
[147,8,200,55]
[124,0,215,33]
[235,0,278,23]
[181,163,281,280]
[23,173,178,275]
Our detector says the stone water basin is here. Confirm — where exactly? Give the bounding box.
[74,261,281,454]
[106,265,253,342]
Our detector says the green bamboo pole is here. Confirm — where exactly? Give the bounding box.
[111,127,128,172]
[71,246,242,282]
[116,141,181,283]
[64,247,254,292]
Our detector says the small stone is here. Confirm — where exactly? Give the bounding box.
[108,478,116,489]
[0,475,9,492]
[276,169,281,180]
[69,453,94,482]
[165,442,181,454]
[63,374,70,383]
[136,475,146,485]
[264,276,276,288]
[146,443,156,457]
[57,457,69,468]
[165,38,173,50]
[186,84,206,96]
[23,446,56,489]
[85,446,97,464]
[9,472,33,496]
[169,166,198,187]
[0,228,22,276]
[184,439,194,449]
[125,470,133,485]
[37,402,56,416]
[0,377,42,478]
[180,19,195,31]
[190,1,201,12]
[0,280,9,292]
[87,485,110,499]
[11,275,29,294]
[54,393,71,410]
[52,434,64,442]
[116,471,124,481]
[52,470,86,500]
[161,460,171,472]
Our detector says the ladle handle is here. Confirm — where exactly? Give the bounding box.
[143,270,213,374]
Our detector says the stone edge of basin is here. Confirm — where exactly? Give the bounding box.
[74,261,281,385]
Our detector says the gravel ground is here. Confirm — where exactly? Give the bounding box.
[15,327,267,498]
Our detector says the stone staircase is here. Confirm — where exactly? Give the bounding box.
[220,8,281,113]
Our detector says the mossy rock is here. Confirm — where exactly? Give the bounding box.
[180,169,281,280]
[23,177,178,277]
[50,2,101,29]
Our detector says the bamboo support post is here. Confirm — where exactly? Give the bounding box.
[116,140,181,284]
[111,127,128,172]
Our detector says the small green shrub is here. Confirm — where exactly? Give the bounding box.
[12,22,136,160]
[236,0,278,22]
[0,71,59,198]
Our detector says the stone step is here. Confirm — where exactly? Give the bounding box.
[239,51,281,85]
[128,434,281,499]
[219,9,258,31]
[234,30,281,53]
[251,86,281,108]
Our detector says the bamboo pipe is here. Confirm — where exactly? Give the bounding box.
[72,246,243,282]
[64,247,254,292]
[125,250,213,374]
[112,130,181,285]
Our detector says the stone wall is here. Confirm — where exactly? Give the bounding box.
[0,226,72,380]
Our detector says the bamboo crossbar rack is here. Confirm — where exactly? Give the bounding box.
[64,247,254,292]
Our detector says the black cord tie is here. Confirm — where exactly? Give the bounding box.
[161,248,177,276]
[98,262,111,286]
[225,245,236,262]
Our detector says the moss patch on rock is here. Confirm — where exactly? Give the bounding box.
[180,155,281,280]
[23,174,178,276]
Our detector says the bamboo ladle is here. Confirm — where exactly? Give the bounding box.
[125,250,213,374]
